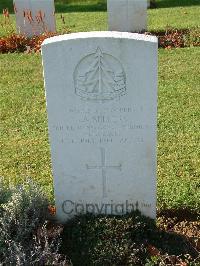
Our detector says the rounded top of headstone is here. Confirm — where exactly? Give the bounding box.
[42,31,158,47]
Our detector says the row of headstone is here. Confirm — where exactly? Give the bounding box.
[41,0,157,222]
[14,0,150,37]
[13,0,56,36]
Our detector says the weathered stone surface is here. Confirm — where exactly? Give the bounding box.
[42,32,158,222]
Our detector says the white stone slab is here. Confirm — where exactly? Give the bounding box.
[42,32,158,222]
[107,0,147,32]
[13,0,56,36]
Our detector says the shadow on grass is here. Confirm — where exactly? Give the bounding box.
[55,2,107,13]
[0,0,13,12]
[0,0,107,14]
[158,208,200,221]
[60,210,199,266]
[157,0,200,8]
[1,0,200,14]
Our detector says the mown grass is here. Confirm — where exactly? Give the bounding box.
[0,0,199,210]
[0,54,53,198]
[0,1,199,264]
[157,47,200,211]
[1,47,199,211]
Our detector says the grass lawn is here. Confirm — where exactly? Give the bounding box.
[0,0,200,264]
[1,47,199,211]
[157,47,200,211]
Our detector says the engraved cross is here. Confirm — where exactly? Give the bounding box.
[86,147,122,198]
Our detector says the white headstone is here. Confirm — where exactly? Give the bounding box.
[42,32,158,222]
[107,0,147,32]
[13,0,56,36]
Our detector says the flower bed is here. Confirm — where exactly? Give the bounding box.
[0,179,199,265]
[0,28,199,54]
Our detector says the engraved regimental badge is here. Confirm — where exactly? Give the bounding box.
[74,47,126,101]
